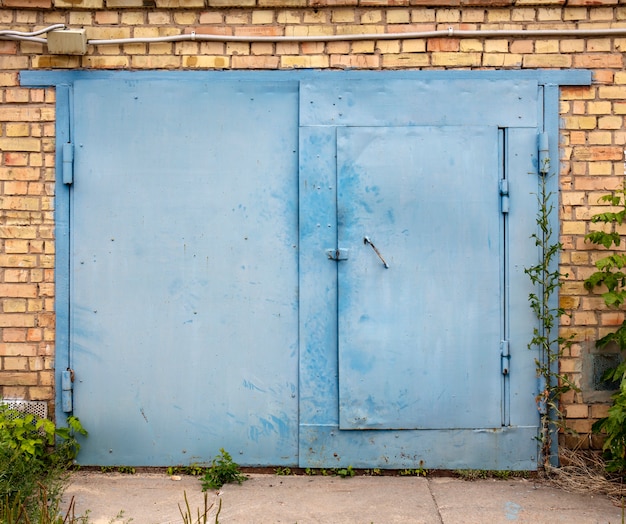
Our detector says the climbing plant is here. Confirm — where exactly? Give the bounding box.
[525,163,578,470]
[584,184,626,473]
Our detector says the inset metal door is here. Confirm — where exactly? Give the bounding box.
[337,126,502,430]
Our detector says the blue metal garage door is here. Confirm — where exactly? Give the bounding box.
[35,71,588,469]
[69,79,300,466]
[298,78,541,469]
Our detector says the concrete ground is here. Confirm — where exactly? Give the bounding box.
[61,471,623,524]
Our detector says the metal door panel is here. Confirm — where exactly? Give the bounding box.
[298,126,339,427]
[337,126,502,430]
[71,79,299,465]
[300,79,538,128]
[506,127,544,426]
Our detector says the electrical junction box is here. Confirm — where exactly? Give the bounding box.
[47,29,87,55]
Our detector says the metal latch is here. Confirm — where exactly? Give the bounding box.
[326,248,349,261]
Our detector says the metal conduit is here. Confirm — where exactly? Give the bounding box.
[3,23,626,46]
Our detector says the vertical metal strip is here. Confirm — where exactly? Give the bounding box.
[499,128,511,427]
[542,83,561,467]
[55,84,73,422]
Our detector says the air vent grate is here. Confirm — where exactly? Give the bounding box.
[1,399,48,420]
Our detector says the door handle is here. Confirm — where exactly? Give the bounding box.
[363,237,389,269]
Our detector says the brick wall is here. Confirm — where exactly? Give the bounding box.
[0,0,624,451]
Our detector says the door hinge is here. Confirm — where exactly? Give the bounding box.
[500,340,510,376]
[62,142,74,185]
[61,368,74,413]
[499,179,509,214]
[326,248,349,261]
[538,132,549,176]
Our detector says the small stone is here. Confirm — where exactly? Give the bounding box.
[171,475,182,481]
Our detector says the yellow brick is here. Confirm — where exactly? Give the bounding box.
[382,53,429,68]
[0,315,36,328]
[276,11,301,24]
[387,9,411,24]
[599,86,626,99]
[537,7,561,21]
[486,9,511,22]
[361,11,382,24]
[562,221,586,235]
[327,42,350,54]
[0,197,39,211]
[0,372,37,385]
[281,55,329,68]
[614,71,626,85]
[224,12,248,24]
[149,42,174,55]
[511,8,535,22]
[56,0,103,7]
[174,12,198,25]
[402,40,426,53]
[131,55,182,68]
[482,53,522,67]
[252,10,274,24]
[588,161,613,176]
[352,41,375,54]
[4,356,30,371]
[251,42,274,55]
[563,7,587,21]
[560,40,585,53]
[123,44,147,55]
[108,0,145,6]
[3,299,27,314]
[0,226,37,239]
[226,42,250,55]
[588,131,612,144]
[32,56,81,69]
[436,9,460,23]
[590,7,614,21]
[564,404,589,419]
[586,37,611,52]
[586,101,611,115]
[29,387,53,401]
[5,239,29,253]
[87,27,132,40]
[0,56,29,70]
[156,0,204,9]
[285,25,334,37]
[332,9,356,23]
[484,40,508,53]
[412,8,436,23]
[120,11,145,25]
[276,42,300,55]
[535,39,560,53]
[336,25,384,35]
[303,10,327,23]
[459,39,482,52]
[432,52,481,67]
[614,102,626,115]
[599,116,624,130]
[523,54,572,68]
[376,40,401,54]
[330,54,380,69]
[82,56,130,69]
[5,124,29,137]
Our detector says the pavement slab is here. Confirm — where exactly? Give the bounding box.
[61,471,623,524]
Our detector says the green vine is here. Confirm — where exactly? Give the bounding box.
[524,165,578,470]
[584,184,626,473]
